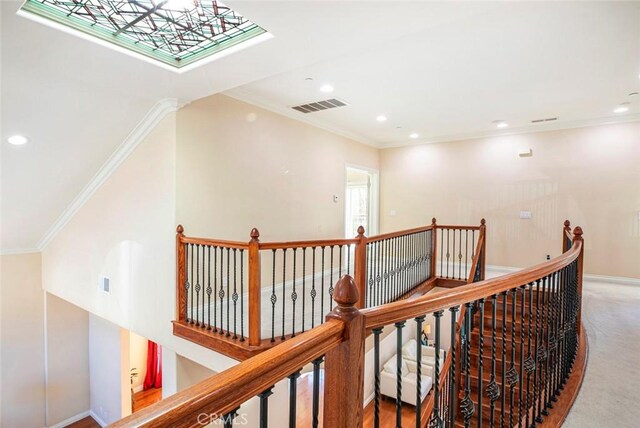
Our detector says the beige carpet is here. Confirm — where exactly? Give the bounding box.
[563,278,640,427]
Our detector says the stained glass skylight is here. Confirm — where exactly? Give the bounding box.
[19,0,268,71]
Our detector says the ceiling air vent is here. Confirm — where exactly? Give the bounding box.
[531,117,558,123]
[291,98,348,113]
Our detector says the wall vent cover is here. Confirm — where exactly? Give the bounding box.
[531,117,558,123]
[291,98,348,113]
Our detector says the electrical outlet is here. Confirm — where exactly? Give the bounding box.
[333,194,339,203]
[519,211,532,219]
[546,254,551,261]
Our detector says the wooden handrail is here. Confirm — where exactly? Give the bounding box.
[180,236,249,250]
[259,237,359,250]
[362,240,582,330]
[435,224,482,230]
[110,319,345,428]
[466,231,485,284]
[365,224,434,243]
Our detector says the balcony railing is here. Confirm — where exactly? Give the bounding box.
[173,219,486,360]
[112,220,585,428]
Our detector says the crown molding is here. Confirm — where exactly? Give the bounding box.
[378,114,640,149]
[223,89,378,148]
[36,98,179,251]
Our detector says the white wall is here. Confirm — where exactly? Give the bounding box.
[89,314,125,426]
[46,293,90,426]
[0,253,46,428]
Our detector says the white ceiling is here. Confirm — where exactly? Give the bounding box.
[227,1,640,147]
[1,1,639,251]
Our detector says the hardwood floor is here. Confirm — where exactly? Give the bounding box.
[133,387,163,413]
[65,416,100,428]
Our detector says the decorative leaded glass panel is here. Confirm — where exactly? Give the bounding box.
[19,0,267,70]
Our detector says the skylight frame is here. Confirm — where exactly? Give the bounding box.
[18,0,270,72]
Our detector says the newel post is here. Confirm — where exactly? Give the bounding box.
[431,218,438,278]
[354,226,367,309]
[323,275,365,427]
[248,228,262,346]
[480,218,487,280]
[573,226,584,337]
[563,220,572,253]
[176,225,187,322]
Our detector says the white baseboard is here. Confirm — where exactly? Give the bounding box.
[486,265,640,286]
[49,411,90,428]
[89,411,107,428]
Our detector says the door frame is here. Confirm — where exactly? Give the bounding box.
[344,163,380,238]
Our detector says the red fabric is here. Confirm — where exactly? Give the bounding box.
[143,341,162,390]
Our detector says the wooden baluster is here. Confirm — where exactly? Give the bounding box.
[480,219,487,281]
[354,226,367,309]
[176,225,187,322]
[323,275,365,427]
[573,227,584,338]
[562,220,571,253]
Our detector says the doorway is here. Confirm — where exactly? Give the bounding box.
[345,166,379,238]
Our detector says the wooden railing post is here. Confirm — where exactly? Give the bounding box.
[248,228,262,346]
[573,226,584,337]
[479,218,487,280]
[354,225,367,309]
[176,225,187,322]
[323,275,365,427]
[563,220,572,253]
[431,217,438,277]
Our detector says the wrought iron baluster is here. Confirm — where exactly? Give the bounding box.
[487,295,500,427]
[415,316,425,428]
[500,292,507,428]
[258,387,274,428]
[532,279,542,424]
[232,249,238,339]
[373,328,382,428]
[366,242,373,307]
[507,288,519,428]
[292,248,297,337]
[329,245,335,308]
[185,244,191,323]
[282,248,287,340]
[312,356,323,428]
[213,246,217,332]
[223,408,238,428]
[395,321,406,427]
[478,298,485,428]
[541,275,552,417]
[524,283,534,428]
[429,311,444,428]
[321,247,325,322]
[311,247,317,329]
[461,302,475,428]
[518,285,526,425]
[270,249,276,342]
[207,246,212,330]
[347,243,351,275]
[226,248,231,336]
[450,306,459,428]
[376,240,382,305]
[302,248,307,333]
[288,370,301,428]
[440,228,444,277]
[219,246,225,335]
[465,229,469,280]
[199,245,205,327]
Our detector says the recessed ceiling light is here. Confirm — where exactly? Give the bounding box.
[7,135,28,146]
[409,133,419,139]
[376,115,387,122]
[493,120,508,129]
[614,105,629,113]
[320,84,334,93]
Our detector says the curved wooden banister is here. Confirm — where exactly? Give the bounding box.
[259,237,359,249]
[110,320,345,428]
[365,224,434,242]
[180,236,249,249]
[362,240,583,331]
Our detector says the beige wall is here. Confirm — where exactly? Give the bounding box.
[380,122,640,278]
[46,293,90,426]
[129,331,148,392]
[176,95,380,242]
[176,354,216,392]
[0,253,46,428]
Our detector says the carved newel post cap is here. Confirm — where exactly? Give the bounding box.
[573,226,583,239]
[480,218,486,226]
[357,225,365,237]
[176,225,184,234]
[564,220,571,228]
[250,228,260,239]
[333,275,360,309]
[431,217,437,225]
